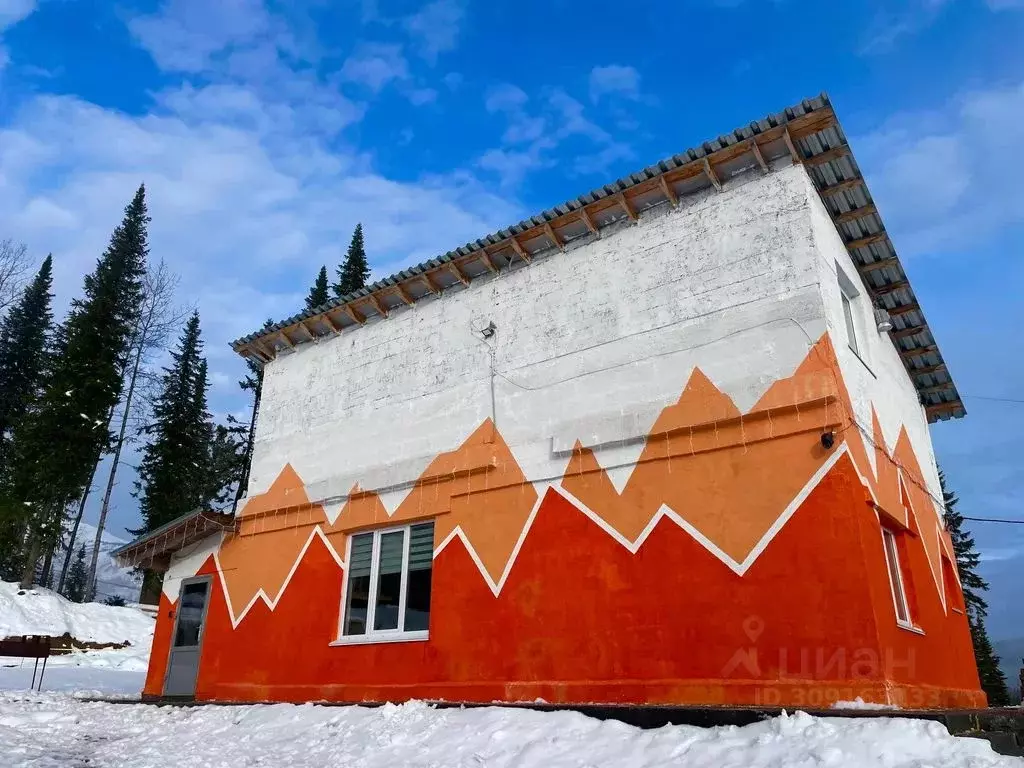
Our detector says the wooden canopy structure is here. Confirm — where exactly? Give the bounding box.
[231,94,964,423]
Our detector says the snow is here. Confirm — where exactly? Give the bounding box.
[0,580,153,647]
[50,522,143,603]
[832,697,901,711]
[0,696,1016,768]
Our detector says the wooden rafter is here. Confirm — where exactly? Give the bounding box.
[299,319,317,339]
[579,206,600,236]
[899,344,936,358]
[393,283,415,305]
[845,232,888,251]
[510,237,532,264]
[926,402,960,418]
[749,139,769,173]
[873,280,909,296]
[421,272,440,295]
[367,293,389,318]
[479,251,497,274]
[543,221,564,251]
[834,204,878,226]
[278,331,294,349]
[322,312,342,333]
[782,127,803,164]
[805,144,851,167]
[255,339,276,360]
[910,362,946,376]
[703,158,722,192]
[892,326,926,340]
[615,192,638,222]
[858,257,898,273]
[448,261,470,287]
[887,304,920,318]
[659,175,679,207]
[918,382,954,396]
[344,304,366,325]
[819,178,863,198]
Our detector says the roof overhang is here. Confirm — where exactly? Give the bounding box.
[231,93,964,424]
[112,508,236,571]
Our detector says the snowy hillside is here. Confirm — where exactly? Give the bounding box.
[52,522,142,602]
[0,580,153,647]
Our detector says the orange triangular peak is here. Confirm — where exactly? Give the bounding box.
[239,463,308,518]
[655,367,741,433]
[752,333,840,412]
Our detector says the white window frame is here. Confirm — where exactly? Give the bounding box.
[881,527,913,629]
[837,269,861,356]
[331,521,431,646]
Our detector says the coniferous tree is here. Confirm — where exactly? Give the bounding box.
[0,256,54,578]
[232,319,273,513]
[64,545,87,603]
[10,187,148,587]
[941,470,1011,706]
[333,224,369,297]
[133,312,211,601]
[306,266,330,310]
[0,255,54,471]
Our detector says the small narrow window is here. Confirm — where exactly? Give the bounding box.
[340,521,434,641]
[841,289,859,355]
[882,528,911,626]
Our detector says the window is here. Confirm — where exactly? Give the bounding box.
[841,287,859,355]
[881,528,912,626]
[339,521,434,642]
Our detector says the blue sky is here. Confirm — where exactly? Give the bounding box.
[0,0,1022,639]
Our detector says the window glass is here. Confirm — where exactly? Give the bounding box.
[173,580,209,647]
[882,529,910,624]
[340,522,434,640]
[342,533,373,635]
[373,530,405,631]
[841,291,859,355]
[404,523,434,632]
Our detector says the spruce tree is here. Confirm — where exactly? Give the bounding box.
[941,470,1011,706]
[0,255,54,472]
[305,266,330,310]
[64,545,87,603]
[10,186,148,587]
[134,312,211,536]
[333,224,369,297]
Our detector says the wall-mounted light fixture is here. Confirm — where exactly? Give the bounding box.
[874,308,893,334]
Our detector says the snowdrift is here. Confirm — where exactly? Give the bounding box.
[0,580,153,647]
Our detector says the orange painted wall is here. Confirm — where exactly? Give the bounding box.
[141,336,983,708]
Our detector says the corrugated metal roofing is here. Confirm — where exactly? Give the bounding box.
[231,93,964,423]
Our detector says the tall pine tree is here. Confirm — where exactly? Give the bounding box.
[0,255,55,578]
[306,266,330,310]
[941,470,1011,706]
[333,224,369,297]
[0,254,54,472]
[64,545,87,603]
[10,187,147,586]
[134,312,211,602]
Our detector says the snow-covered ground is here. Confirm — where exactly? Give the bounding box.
[0,579,153,696]
[0,695,1017,768]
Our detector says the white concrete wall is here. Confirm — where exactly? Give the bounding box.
[247,164,833,509]
[162,533,222,601]
[807,183,943,512]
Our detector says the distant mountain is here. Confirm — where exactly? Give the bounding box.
[993,636,1024,701]
[52,522,142,602]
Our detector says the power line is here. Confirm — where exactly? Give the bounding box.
[962,516,1024,525]
[960,394,1024,405]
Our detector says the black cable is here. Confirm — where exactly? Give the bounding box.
[962,516,1024,525]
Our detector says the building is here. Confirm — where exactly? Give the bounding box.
[115,94,985,709]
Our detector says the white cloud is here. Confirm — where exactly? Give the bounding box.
[485,83,529,113]
[405,86,438,106]
[128,0,276,73]
[589,64,641,103]
[0,0,35,31]
[855,80,1024,255]
[341,42,408,92]
[402,0,464,63]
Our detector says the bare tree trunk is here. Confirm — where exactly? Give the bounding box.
[56,459,101,594]
[40,545,54,588]
[233,369,263,513]
[19,535,40,589]
[88,343,145,600]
